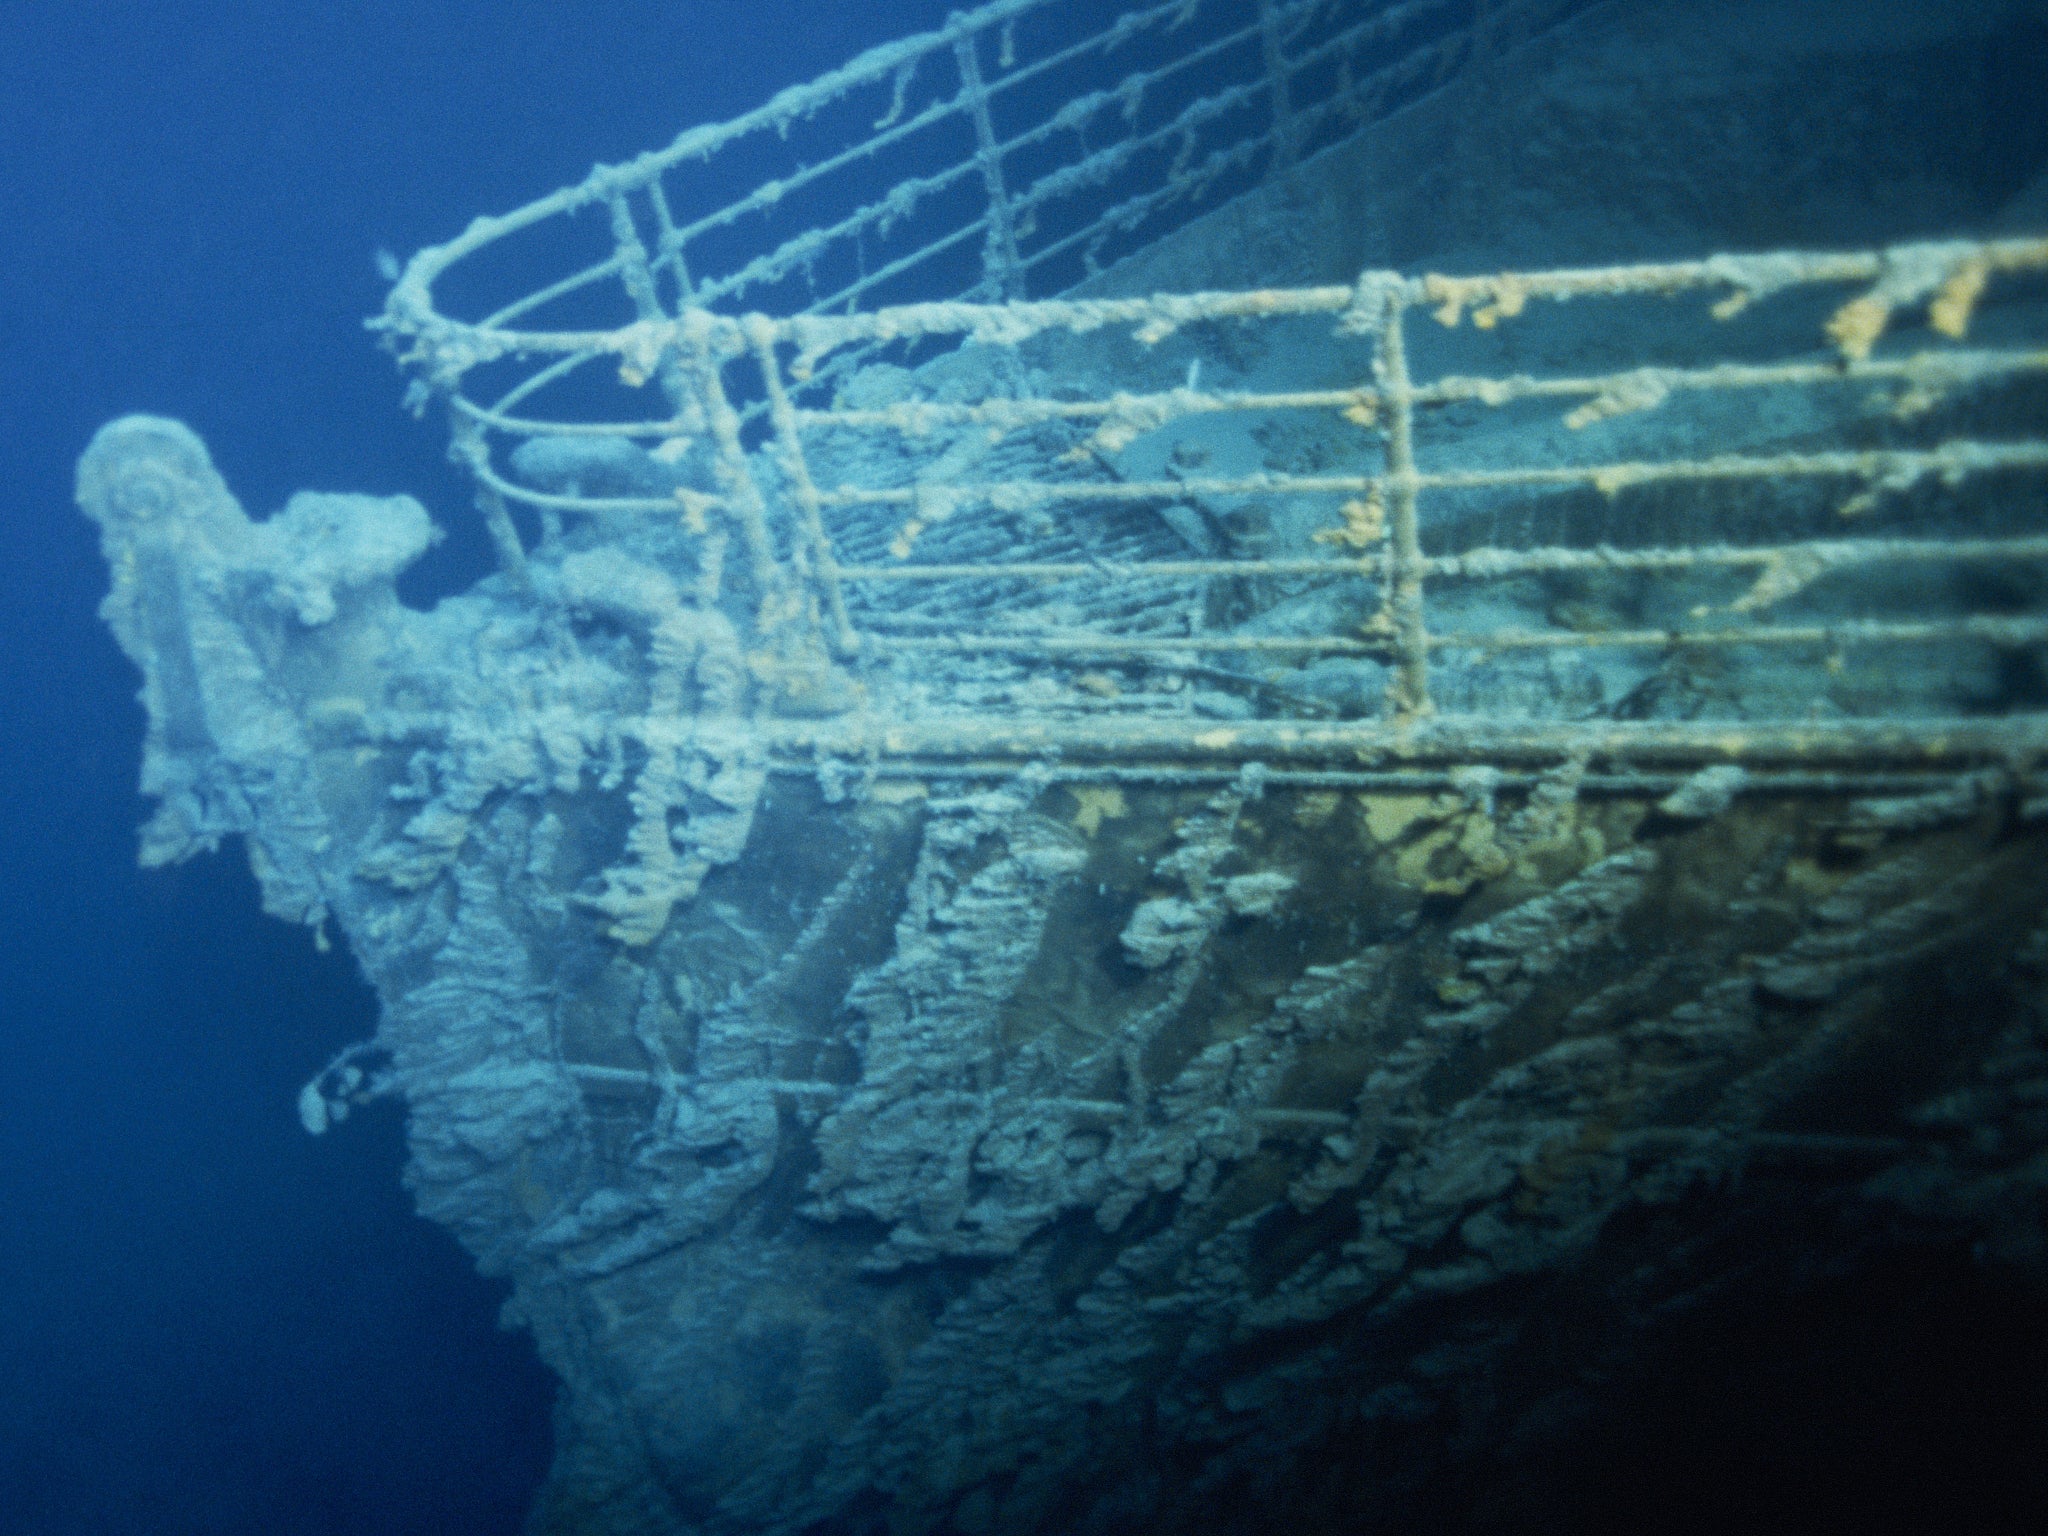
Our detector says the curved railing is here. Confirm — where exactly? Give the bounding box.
[373,1,2048,786]
[378,0,1602,564]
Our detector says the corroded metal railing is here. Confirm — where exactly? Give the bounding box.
[374,0,2048,786]
[379,0,1600,568]
[383,232,2048,782]
[388,0,1594,326]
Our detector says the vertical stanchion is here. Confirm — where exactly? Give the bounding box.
[954,30,1026,301]
[606,191,665,320]
[606,190,696,417]
[643,179,697,310]
[673,312,785,620]
[1377,293,1432,716]
[743,316,859,658]
[450,421,531,585]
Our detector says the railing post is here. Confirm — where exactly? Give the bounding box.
[643,179,697,311]
[744,317,860,659]
[671,313,787,622]
[1376,293,1432,718]
[450,420,532,586]
[606,190,697,418]
[953,28,1026,300]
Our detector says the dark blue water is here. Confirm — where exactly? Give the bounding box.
[0,5,950,1530]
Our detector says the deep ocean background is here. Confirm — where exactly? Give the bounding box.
[4,3,2047,1534]
[0,5,952,1531]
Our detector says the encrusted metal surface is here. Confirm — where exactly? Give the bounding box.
[75,3,2048,1531]
[369,4,2048,785]
[385,224,2048,781]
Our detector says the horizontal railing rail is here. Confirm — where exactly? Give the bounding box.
[375,0,2048,784]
